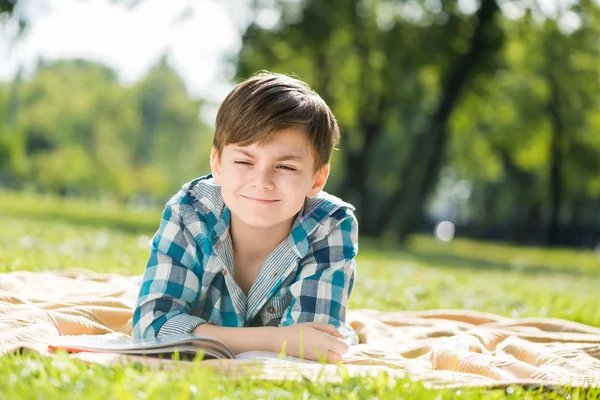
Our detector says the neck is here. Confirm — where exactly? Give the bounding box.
[229,214,296,258]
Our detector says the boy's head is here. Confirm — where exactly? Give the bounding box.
[212,72,340,172]
[210,72,341,232]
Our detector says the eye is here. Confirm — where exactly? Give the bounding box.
[277,165,296,171]
[234,161,252,166]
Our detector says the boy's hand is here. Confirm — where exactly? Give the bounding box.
[275,322,349,363]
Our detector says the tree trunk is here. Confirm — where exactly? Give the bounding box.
[374,0,500,239]
[340,0,386,228]
[546,74,563,245]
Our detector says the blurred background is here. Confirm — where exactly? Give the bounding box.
[1,0,599,249]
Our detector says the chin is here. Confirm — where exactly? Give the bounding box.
[245,223,279,231]
[242,217,286,230]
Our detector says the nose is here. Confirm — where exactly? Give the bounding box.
[251,165,275,190]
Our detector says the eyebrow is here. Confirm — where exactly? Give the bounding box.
[232,148,304,162]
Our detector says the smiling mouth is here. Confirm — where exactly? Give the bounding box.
[242,196,279,204]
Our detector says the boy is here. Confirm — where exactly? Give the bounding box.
[132,72,358,363]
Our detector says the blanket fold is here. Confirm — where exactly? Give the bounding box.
[2,269,599,388]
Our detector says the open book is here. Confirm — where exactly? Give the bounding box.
[48,333,319,363]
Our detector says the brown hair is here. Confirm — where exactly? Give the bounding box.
[213,72,340,171]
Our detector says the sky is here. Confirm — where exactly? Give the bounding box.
[0,0,255,108]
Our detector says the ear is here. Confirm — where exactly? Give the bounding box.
[306,164,330,199]
[210,148,222,184]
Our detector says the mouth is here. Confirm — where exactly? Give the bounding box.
[242,196,279,204]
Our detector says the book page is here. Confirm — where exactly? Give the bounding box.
[234,351,320,364]
[48,333,235,359]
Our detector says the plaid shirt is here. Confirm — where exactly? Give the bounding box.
[132,175,359,344]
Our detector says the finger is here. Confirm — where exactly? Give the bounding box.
[328,336,349,354]
[326,350,342,364]
[308,325,348,352]
[327,324,346,339]
[310,330,348,355]
[310,323,345,339]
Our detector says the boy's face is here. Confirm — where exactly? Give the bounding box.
[210,128,329,231]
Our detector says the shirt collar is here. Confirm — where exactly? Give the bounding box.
[185,174,354,257]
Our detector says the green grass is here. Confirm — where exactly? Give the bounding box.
[1,351,579,400]
[1,190,600,398]
[0,189,159,233]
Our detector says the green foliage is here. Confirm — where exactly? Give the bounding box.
[3,0,600,245]
[448,7,600,235]
[236,0,600,244]
[0,58,212,201]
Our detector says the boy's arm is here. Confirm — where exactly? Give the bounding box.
[281,210,359,344]
[132,203,207,339]
[192,322,348,360]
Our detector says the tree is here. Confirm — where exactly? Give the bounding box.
[236,0,503,238]
[448,2,600,246]
[0,58,212,201]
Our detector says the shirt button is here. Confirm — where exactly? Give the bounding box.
[267,305,276,313]
[222,268,228,276]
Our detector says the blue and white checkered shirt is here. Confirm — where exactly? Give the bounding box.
[132,175,359,344]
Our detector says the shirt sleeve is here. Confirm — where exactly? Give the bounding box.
[132,203,207,339]
[279,209,359,345]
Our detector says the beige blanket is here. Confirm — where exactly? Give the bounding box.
[2,269,600,389]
